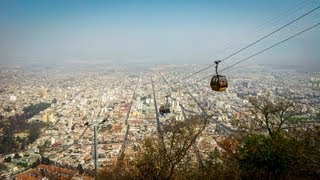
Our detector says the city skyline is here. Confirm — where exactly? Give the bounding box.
[1,1,320,178]
[1,63,319,177]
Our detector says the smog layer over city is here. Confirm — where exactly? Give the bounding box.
[0,0,319,179]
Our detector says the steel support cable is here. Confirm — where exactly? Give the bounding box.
[184,83,234,134]
[144,6,320,99]
[180,5,320,81]
[220,22,320,74]
[176,22,320,91]
[252,0,314,34]
[217,0,314,58]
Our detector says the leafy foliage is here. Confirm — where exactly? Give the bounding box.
[77,164,84,174]
[23,102,51,118]
[133,115,207,179]
[239,134,300,177]
[0,102,48,154]
[99,94,320,179]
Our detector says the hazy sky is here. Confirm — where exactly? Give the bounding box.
[0,0,319,69]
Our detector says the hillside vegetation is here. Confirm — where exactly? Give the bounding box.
[99,95,320,179]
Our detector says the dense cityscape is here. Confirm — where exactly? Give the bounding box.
[1,0,320,178]
[0,63,319,178]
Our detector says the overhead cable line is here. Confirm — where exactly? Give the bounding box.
[191,22,320,85]
[254,0,314,33]
[147,5,320,98]
[219,0,314,56]
[161,21,320,94]
[219,23,320,73]
[181,5,320,81]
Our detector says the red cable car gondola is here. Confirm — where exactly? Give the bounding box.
[210,61,228,91]
[159,95,170,115]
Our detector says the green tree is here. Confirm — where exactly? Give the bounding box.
[13,153,21,159]
[32,158,41,168]
[4,156,11,163]
[77,163,84,174]
[230,95,320,178]
[28,129,40,143]
[289,126,320,177]
[41,156,51,165]
[238,133,302,178]
[106,124,112,131]
[52,98,57,104]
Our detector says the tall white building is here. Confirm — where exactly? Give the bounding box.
[9,94,16,101]
[102,93,107,103]
[51,137,56,145]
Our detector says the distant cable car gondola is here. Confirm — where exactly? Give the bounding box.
[159,95,170,115]
[210,60,228,91]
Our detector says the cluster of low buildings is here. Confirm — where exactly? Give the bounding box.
[0,64,319,177]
